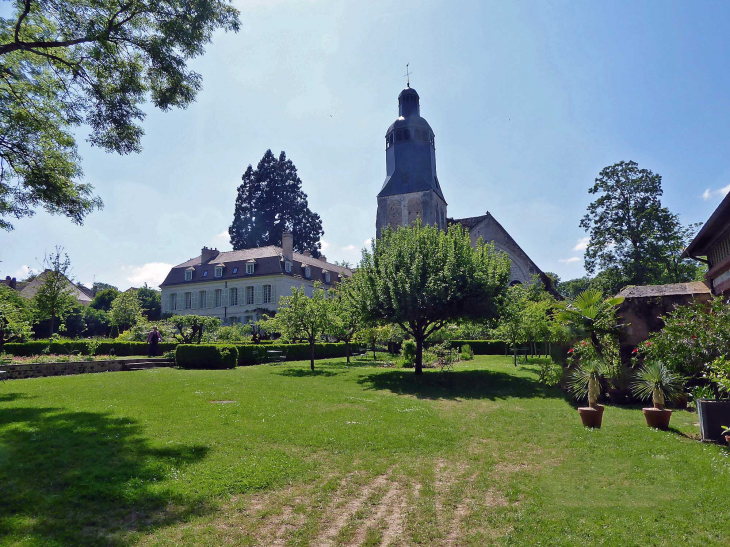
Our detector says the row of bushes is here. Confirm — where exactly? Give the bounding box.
[2,340,178,357]
[175,342,352,368]
[438,340,507,355]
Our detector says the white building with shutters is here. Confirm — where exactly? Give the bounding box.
[159,232,352,324]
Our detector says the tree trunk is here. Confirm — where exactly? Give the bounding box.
[415,336,424,375]
[513,344,517,367]
[345,340,350,363]
[310,340,315,371]
[49,314,55,338]
[372,340,376,361]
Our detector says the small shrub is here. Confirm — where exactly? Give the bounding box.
[175,344,238,370]
[691,384,715,402]
[400,340,417,368]
[460,344,474,361]
[538,360,563,386]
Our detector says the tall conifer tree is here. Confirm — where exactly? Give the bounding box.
[229,150,324,256]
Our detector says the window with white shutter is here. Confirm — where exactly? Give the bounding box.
[246,286,254,305]
[184,292,192,309]
[207,291,214,309]
[255,285,263,305]
[199,290,206,309]
[229,288,238,306]
[214,289,222,307]
[263,284,272,304]
[170,293,177,311]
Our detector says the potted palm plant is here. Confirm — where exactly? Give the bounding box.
[631,361,684,430]
[568,358,608,428]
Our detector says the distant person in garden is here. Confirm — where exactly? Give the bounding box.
[147,326,162,357]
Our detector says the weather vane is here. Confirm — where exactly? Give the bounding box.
[404,63,412,87]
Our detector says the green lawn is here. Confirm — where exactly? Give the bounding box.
[1,356,729,546]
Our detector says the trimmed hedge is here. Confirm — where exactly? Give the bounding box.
[449,340,507,355]
[175,344,238,369]
[2,340,178,357]
[234,342,350,366]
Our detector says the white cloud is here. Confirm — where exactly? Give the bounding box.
[559,257,581,264]
[702,184,730,201]
[364,238,372,246]
[343,244,356,251]
[121,262,174,288]
[573,236,590,251]
[320,239,332,252]
[12,265,32,279]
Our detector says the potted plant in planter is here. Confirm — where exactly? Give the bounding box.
[568,358,608,428]
[631,361,684,430]
[697,357,730,442]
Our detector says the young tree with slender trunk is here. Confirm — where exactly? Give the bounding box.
[353,221,511,374]
[31,248,77,337]
[262,284,331,371]
[329,280,361,363]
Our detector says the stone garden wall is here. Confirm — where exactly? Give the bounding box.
[0,359,171,380]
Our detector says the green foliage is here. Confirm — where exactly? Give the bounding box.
[557,277,592,299]
[538,361,563,387]
[175,344,237,370]
[449,340,506,355]
[233,342,349,366]
[117,320,177,343]
[568,358,608,406]
[169,315,221,344]
[136,285,162,320]
[3,340,177,357]
[691,385,716,403]
[353,220,511,373]
[631,361,685,407]
[707,357,730,399]
[83,307,111,337]
[400,339,417,368]
[90,288,121,312]
[260,284,331,370]
[638,296,730,377]
[209,323,252,343]
[0,285,33,348]
[580,160,704,294]
[31,249,77,337]
[328,280,362,362]
[109,291,144,332]
[0,0,240,230]
[229,150,324,256]
[555,288,624,357]
[61,304,87,338]
[460,344,474,361]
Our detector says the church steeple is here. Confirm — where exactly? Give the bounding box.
[376,85,447,237]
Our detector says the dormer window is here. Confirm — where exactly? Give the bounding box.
[214,266,223,278]
[285,261,292,273]
[324,271,331,284]
[246,262,255,275]
[185,270,193,281]
[304,266,311,278]
[232,267,238,274]
[203,270,208,277]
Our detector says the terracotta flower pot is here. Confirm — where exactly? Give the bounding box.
[643,407,672,430]
[578,404,604,428]
[725,434,730,446]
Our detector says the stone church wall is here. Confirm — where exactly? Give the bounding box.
[376,191,447,237]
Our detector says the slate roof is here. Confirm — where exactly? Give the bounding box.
[618,281,712,299]
[161,246,352,287]
[15,270,93,305]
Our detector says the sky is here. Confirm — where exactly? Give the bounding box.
[2,0,730,289]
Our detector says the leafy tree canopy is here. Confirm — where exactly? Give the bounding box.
[0,0,240,230]
[137,284,161,320]
[90,287,120,311]
[229,150,324,256]
[353,221,511,374]
[580,161,703,294]
[109,290,143,332]
[0,285,33,348]
[31,248,77,337]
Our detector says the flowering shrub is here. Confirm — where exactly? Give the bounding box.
[637,296,730,377]
[707,356,730,398]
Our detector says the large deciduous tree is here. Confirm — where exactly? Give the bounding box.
[0,0,240,230]
[354,221,511,374]
[580,161,703,294]
[229,150,324,256]
[109,290,143,333]
[0,285,33,350]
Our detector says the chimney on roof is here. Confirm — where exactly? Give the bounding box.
[319,255,326,262]
[282,232,293,261]
[302,250,311,257]
[5,276,16,289]
[201,246,220,263]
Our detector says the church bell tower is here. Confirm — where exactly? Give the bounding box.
[375,85,447,237]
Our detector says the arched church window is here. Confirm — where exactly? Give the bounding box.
[510,280,522,287]
[403,129,410,140]
[396,130,403,142]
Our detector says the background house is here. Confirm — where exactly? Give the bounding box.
[159,232,351,324]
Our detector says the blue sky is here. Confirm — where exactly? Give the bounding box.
[2,0,730,289]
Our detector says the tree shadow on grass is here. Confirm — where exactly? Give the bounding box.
[357,368,565,401]
[0,392,37,403]
[275,367,347,378]
[0,406,209,546]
